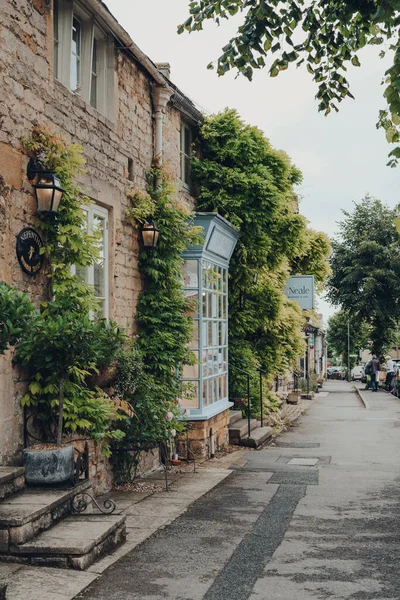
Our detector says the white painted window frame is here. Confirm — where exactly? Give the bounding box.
[71,204,109,320]
[54,0,115,119]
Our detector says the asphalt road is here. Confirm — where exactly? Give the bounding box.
[76,381,400,599]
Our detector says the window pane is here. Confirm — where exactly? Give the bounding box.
[183,260,198,288]
[202,380,207,407]
[70,17,81,92]
[184,127,191,155]
[182,352,199,379]
[211,294,217,318]
[207,350,213,376]
[76,266,88,282]
[53,0,59,79]
[181,382,199,409]
[184,156,191,187]
[93,214,105,298]
[202,350,207,377]
[185,291,198,318]
[207,293,212,318]
[90,38,98,108]
[189,320,199,349]
[202,319,207,347]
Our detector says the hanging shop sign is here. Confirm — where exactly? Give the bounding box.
[16,228,44,276]
[284,275,315,310]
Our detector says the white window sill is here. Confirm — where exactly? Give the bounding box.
[180,398,233,421]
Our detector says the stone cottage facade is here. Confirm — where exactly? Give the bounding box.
[0,0,234,479]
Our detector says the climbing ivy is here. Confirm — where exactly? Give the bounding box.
[193,109,331,410]
[15,126,126,452]
[121,168,202,455]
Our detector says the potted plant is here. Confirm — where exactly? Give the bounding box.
[15,299,126,485]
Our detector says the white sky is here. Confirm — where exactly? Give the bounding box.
[107,0,400,325]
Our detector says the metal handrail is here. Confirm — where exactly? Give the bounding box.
[229,363,268,434]
[229,363,252,438]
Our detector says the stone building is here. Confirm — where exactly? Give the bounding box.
[0,0,238,482]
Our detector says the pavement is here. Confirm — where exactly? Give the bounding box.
[69,381,400,600]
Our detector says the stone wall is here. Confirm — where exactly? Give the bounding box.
[179,409,231,460]
[0,0,196,467]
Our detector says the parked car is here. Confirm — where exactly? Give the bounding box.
[327,366,345,380]
[351,365,364,381]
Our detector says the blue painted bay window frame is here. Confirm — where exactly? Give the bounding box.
[181,213,240,420]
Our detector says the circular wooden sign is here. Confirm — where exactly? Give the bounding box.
[16,228,44,276]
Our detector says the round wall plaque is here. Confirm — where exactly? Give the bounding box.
[16,228,45,276]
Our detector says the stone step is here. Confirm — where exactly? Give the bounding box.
[0,468,25,501]
[228,410,243,426]
[229,418,258,443]
[0,480,91,548]
[240,426,273,449]
[9,514,126,570]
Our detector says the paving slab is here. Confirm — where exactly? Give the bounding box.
[5,565,97,600]
[287,457,319,466]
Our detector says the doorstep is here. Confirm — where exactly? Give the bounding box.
[2,448,246,599]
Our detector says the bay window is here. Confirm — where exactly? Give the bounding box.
[180,213,239,419]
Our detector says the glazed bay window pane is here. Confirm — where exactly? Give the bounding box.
[181,256,229,411]
[70,16,81,92]
[181,381,199,409]
[182,352,199,380]
[183,260,198,288]
[189,320,199,349]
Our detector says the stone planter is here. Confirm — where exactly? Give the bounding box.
[287,391,301,405]
[23,444,75,486]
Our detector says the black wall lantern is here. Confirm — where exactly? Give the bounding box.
[27,158,65,215]
[141,221,160,249]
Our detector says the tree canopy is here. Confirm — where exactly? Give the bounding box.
[179,1,400,165]
[327,308,371,369]
[327,195,400,355]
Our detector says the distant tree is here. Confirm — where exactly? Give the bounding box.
[327,195,400,355]
[327,309,371,369]
[179,1,400,165]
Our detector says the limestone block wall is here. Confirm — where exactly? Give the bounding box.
[178,409,230,460]
[0,0,197,465]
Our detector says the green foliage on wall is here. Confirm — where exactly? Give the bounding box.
[126,169,202,390]
[16,126,126,452]
[193,109,331,408]
[0,283,36,355]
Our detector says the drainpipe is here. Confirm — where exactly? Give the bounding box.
[152,86,173,166]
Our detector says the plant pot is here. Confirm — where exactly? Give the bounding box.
[287,392,301,404]
[23,444,75,486]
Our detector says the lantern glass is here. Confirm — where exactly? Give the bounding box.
[34,173,64,214]
[141,222,160,248]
